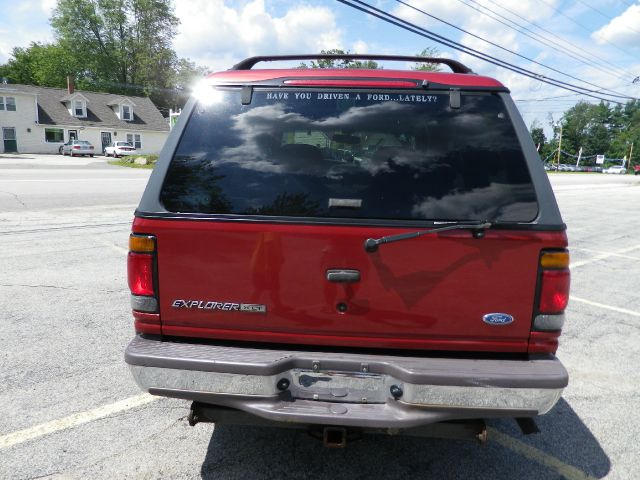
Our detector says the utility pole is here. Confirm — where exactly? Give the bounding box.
[576,147,582,169]
[556,123,563,170]
[628,142,634,171]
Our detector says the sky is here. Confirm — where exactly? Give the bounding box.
[1,0,639,134]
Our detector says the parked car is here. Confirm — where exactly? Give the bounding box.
[603,165,627,174]
[59,140,94,157]
[633,165,640,175]
[125,54,570,446]
[557,163,578,172]
[104,141,137,158]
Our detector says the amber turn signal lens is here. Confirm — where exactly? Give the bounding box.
[540,251,569,269]
[129,234,155,253]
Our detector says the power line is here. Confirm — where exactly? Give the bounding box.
[574,0,640,38]
[537,0,638,61]
[480,0,632,79]
[394,0,634,100]
[514,93,585,102]
[336,0,634,104]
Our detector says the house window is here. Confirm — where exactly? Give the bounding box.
[74,100,86,117]
[122,104,132,121]
[45,128,64,143]
[126,133,141,149]
[0,96,16,111]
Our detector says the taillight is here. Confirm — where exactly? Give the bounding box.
[530,250,570,354]
[73,145,81,150]
[128,234,160,334]
[127,253,154,295]
[539,270,570,313]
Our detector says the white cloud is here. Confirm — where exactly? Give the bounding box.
[41,0,56,16]
[592,5,640,46]
[0,0,53,62]
[351,40,369,54]
[173,0,347,72]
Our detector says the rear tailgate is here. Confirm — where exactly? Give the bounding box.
[135,217,566,352]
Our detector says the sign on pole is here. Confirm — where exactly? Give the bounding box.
[596,154,605,165]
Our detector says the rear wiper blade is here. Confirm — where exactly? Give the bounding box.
[364,222,492,253]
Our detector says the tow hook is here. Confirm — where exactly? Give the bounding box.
[323,427,348,448]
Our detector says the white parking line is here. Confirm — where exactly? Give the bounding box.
[0,394,159,450]
[571,244,640,268]
[91,236,129,254]
[570,296,640,318]
[490,428,597,480]
[571,247,640,261]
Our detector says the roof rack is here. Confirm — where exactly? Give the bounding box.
[231,54,473,74]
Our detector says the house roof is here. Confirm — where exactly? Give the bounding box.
[0,84,169,132]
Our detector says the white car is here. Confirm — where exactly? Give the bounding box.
[603,166,627,174]
[104,141,137,158]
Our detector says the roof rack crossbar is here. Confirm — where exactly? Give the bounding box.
[231,54,473,74]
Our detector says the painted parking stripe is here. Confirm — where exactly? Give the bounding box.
[571,244,640,268]
[489,428,597,480]
[91,236,129,254]
[570,296,640,318]
[571,247,640,261]
[0,394,159,450]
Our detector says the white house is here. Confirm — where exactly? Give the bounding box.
[0,80,169,155]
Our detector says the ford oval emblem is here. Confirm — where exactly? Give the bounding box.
[483,313,514,326]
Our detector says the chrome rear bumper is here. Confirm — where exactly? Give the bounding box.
[126,335,567,429]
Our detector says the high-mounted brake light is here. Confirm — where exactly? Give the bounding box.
[283,79,417,88]
[128,234,160,333]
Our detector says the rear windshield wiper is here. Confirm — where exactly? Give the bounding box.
[364,222,492,252]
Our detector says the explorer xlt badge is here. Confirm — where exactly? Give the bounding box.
[171,299,266,313]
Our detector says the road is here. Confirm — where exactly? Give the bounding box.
[0,154,639,479]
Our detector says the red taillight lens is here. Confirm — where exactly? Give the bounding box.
[73,145,81,149]
[539,269,570,314]
[127,252,154,296]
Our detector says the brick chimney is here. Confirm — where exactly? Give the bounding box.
[67,75,74,94]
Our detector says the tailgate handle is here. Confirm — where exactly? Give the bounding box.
[326,269,361,283]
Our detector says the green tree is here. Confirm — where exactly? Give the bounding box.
[0,42,80,87]
[298,49,380,69]
[411,47,441,72]
[50,0,183,109]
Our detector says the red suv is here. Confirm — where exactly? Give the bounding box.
[125,55,570,445]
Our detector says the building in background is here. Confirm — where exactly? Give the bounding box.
[0,78,169,155]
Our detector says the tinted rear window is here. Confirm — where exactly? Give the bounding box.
[160,89,538,223]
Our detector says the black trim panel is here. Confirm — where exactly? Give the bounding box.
[134,210,566,232]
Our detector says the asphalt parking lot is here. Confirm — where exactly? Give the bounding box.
[0,154,639,479]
